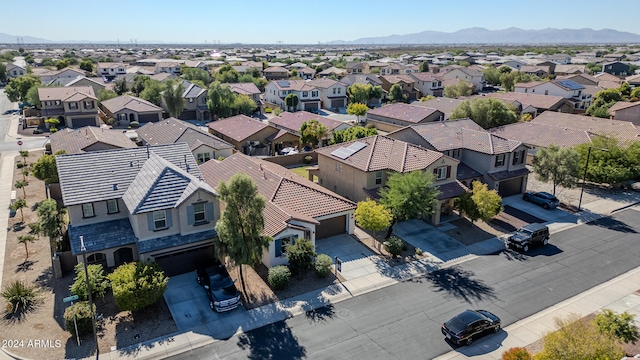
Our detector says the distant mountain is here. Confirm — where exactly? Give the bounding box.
[331,27,640,45]
[0,32,52,44]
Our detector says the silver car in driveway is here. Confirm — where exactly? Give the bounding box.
[523,191,559,209]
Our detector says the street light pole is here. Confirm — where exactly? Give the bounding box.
[80,236,99,354]
[578,146,608,212]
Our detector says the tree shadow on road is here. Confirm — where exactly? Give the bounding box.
[237,321,307,360]
[423,265,497,304]
[586,216,637,234]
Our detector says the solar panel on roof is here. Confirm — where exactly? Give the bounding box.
[346,141,367,153]
[277,80,290,88]
[555,80,583,90]
[330,148,352,159]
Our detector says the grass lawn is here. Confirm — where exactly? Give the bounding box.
[289,165,311,178]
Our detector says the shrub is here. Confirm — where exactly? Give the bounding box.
[268,265,291,290]
[70,263,109,301]
[285,238,317,273]
[401,245,408,251]
[64,301,96,336]
[383,236,403,258]
[107,117,116,126]
[415,247,423,256]
[107,261,168,312]
[49,127,58,133]
[315,254,333,278]
[303,155,313,164]
[33,129,43,134]
[265,107,272,113]
[2,280,37,314]
[501,347,532,360]
[594,308,639,343]
[16,162,26,169]
[129,121,140,128]
[273,108,283,116]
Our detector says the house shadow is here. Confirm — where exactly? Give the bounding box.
[236,320,307,360]
[36,266,73,329]
[446,329,508,356]
[422,265,497,304]
[586,216,637,233]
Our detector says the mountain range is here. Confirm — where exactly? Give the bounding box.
[330,27,640,45]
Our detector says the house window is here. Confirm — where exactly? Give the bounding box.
[335,162,342,172]
[524,89,528,93]
[193,202,206,223]
[153,210,167,230]
[303,91,308,97]
[197,152,211,164]
[55,100,61,106]
[435,166,449,180]
[333,88,337,94]
[119,113,127,121]
[107,199,119,214]
[46,101,52,106]
[337,88,341,94]
[87,253,105,264]
[312,91,318,97]
[69,102,78,110]
[544,90,549,95]
[84,101,94,109]
[189,98,194,103]
[495,154,505,167]
[82,203,95,218]
[375,171,382,185]
[275,234,299,257]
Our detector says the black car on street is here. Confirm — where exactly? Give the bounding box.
[441,309,501,346]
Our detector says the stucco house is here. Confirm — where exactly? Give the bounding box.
[410,72,444,97]
[97,62,127,80]
[365,103,444,132]
[514,79,592,112]
[201,153,356,268]
[6,63,26,78]
[49,126,138,154]
[306,78,348,110]
[177,80,210,121]
[58,143,219,276]
[442,67,486,92]
[155,62,181,75]
[264,79,321,112]
[263,66,289,80]
[100,95,163,126]
[208,115,278,156]
[269,111,351,151]
[228,82,263,114]
[379,75,419,102]
[38,86,101,128]
[609,101,640,126]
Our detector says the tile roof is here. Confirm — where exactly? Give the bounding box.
[207,115,276,142]
[264,66,289,73]
[137,117,232,150]
[57,143,201,206]
[270,79,316,92]
[485,92,565,110]
[609,101,640,112]
[410,98,464,119]
[486,167,530,182]
[136,229,217,254]
[68,218,136,255]
[200,153,355,237]
[514,81,544,89]
[228,82,261,95]
[593,72,623,83]
[316,135,447,172]
[122,153,215,214]
[489,122,592,148]
[101,95,162,113]
[410,72,444,82]
[436,181,468,200]
[456,162,483,180]
[50,126,138,154]
[307,78,345,89]
[531,112,640,144]
[270,111,345,133]
[380,74,416,84]
[367,103,441,123]
[38,86,97,102]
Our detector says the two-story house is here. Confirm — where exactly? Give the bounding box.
[365,103,444,132]
[410,72,444,97]
[50,126,138,154]
[155,61,181,75]
[178,80,210,121]
[33,67,86,84]
[485,92,574,117]
[269,111,351,152]
[137,117,234,163]
[208,115,279,156]
[388,119,530,197]
[263,66,290,80]
[601,61,632,78]
[264,79,321,112]
[442,67,486,92]
[379,74,419,102]
[297,67,316,80]
[6,63,26,79]
[307,78,348,110]
[379,63,419,76]
[514,79,592,112]
[100,94,163,126]
[346,62,370,74]
[228,82,263,114]
[97,62,127,80]
[38,86,100,128]
[58,143,219,276]
[311,135,465,225]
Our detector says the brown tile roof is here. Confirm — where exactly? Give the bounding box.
[489,122,592,148]
[228,82,261,95]
[100,95,162,113]
[514,81,544,89]
[598,80,622,89]
[316,135,447,173]
[97,62,124,69]
[593,72,623,83]
[485,92,565,110]
[270,111,345,133]
[531,111,640,144]
[307,78,344,89]
[410,72,444,82]
[38,86,97,102]
[49,126,138,154]
[137,117,233,150]
[556,73,598,85]
[609,101,640,112]
[436,181,468,200]
[380,74,416,84]
[264,66,289,73]
[200,153,355,237]
[367,103,441,123]
[270,79,316,92]
[207,115,276,142]
[626,74,640,83]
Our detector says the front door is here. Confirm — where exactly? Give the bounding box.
[114,247,134,267]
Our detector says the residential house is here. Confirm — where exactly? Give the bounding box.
[555,73,598,86]
[317,66,347,78]
[183,60,209,72]
[137,117,233,163]
[311,135,465,225]
[485,92,574,117]
[155,62,181,75]
[307,78,348,110]
[627,74,640,88]
[608,102,640,126]
[547,54,572,65]
[178,80,210,121]
[201,153,356,268]
[33,67,86,84]
[228,82,263,114]
[38,86,100,128]
[530,111,640,145]
[365,103,444,132]
[298,67,316,80]
[379,74,419,101]
[47,76,106,97]
[208,114,278,156]
[100,95,163,126]
[50,126,138,154]
[520,65,550,79]
[6,63,26,78]
[442,67,486,92]
[269,111,351,151]
[410,72,444,97]
[97,62,127,80]
[410,98,464,120]
[263,66,289,80]
[58,143,219,276]
[602,61,632,77]
[554,65,586,75]
[501,60,526,71]
[380,63,419,76]
[514,79,591,112]
[264,79,321,112]
[388,119,530,197]
[340,74,384,107]
[346,62,370,74]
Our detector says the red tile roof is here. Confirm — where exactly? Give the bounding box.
[270,111,345,133]
[367,103,441,124]
[208,115,277,142]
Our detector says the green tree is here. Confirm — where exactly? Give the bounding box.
[347,102,368,122]
[418,61,430,72]
[207,81,236,119]
[41,57,55,67]
[586,88,623,118]
[26,86,41,107]
[330,125,377,145]
[575,137,640,184]
[113,77,128,95]
[370,85,383,100]
[379,171,439,225]
[97,88,118,103]
[162,79,186,118]
[0,63,6,83]
[2,280,36,315]
[354,199,393,240]
[139,79,165,106]
[70,263,109,301]
[215,65,240,83]
[32,153,62,184]
[36,198,65,256]
[444,79,473,98]
[501,347,532,360]
[469,181,502,222]
[107,261,168,312]
[64,301,96,336]
[300,119,327,148]
[450,98,518,129]
[388,83,406,103]
[586,62,601,75]
[79,59,93,73]
[347,83,372,104]
[234,94,257,116]
[536,313,624,360]
[131,75,151,96]
[181,67,212,86]
[631,86,640,99]
[55,59,70,70]
[483,66,502,86]
[10,198,27,222]
[285,238,317,273]
[594,309,639,344]
[500,72,539,92]
[17,234,36,260]
[285,93,299,111]
[455,191,480,222]
[532,145,581,195]
[15,180,28,198]
[214,174,271,296]
[5,74,41,102]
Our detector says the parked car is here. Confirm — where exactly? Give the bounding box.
[196,262,241,312]
[505,223,550,252]
[441,310,501,346]
[522,191,559,209]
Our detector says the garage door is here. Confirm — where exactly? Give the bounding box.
[71,117,97,127]
[316,215,346,239]
[154,245,214,277]
[498,177,523,197]
[330,99,345,108]
[180,110,197,119]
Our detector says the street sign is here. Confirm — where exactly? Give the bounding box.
[17,140,22,146]
[63,295,79,303]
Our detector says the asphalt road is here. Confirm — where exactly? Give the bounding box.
[169,208,640,360]
[0,89,48,151]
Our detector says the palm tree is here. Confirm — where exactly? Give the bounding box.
[15,180,28,198]
[17,234,36,259]
[21,167,30,181]
[10,198,27,222]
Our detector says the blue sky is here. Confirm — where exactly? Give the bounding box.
[3,0,639,44]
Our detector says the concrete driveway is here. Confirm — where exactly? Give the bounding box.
[315,234,380,281]
[502,194,569,222]
[392,219,469,262]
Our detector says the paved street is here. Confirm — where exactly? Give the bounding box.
[169,207,640,360]
[0,89,48,152]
